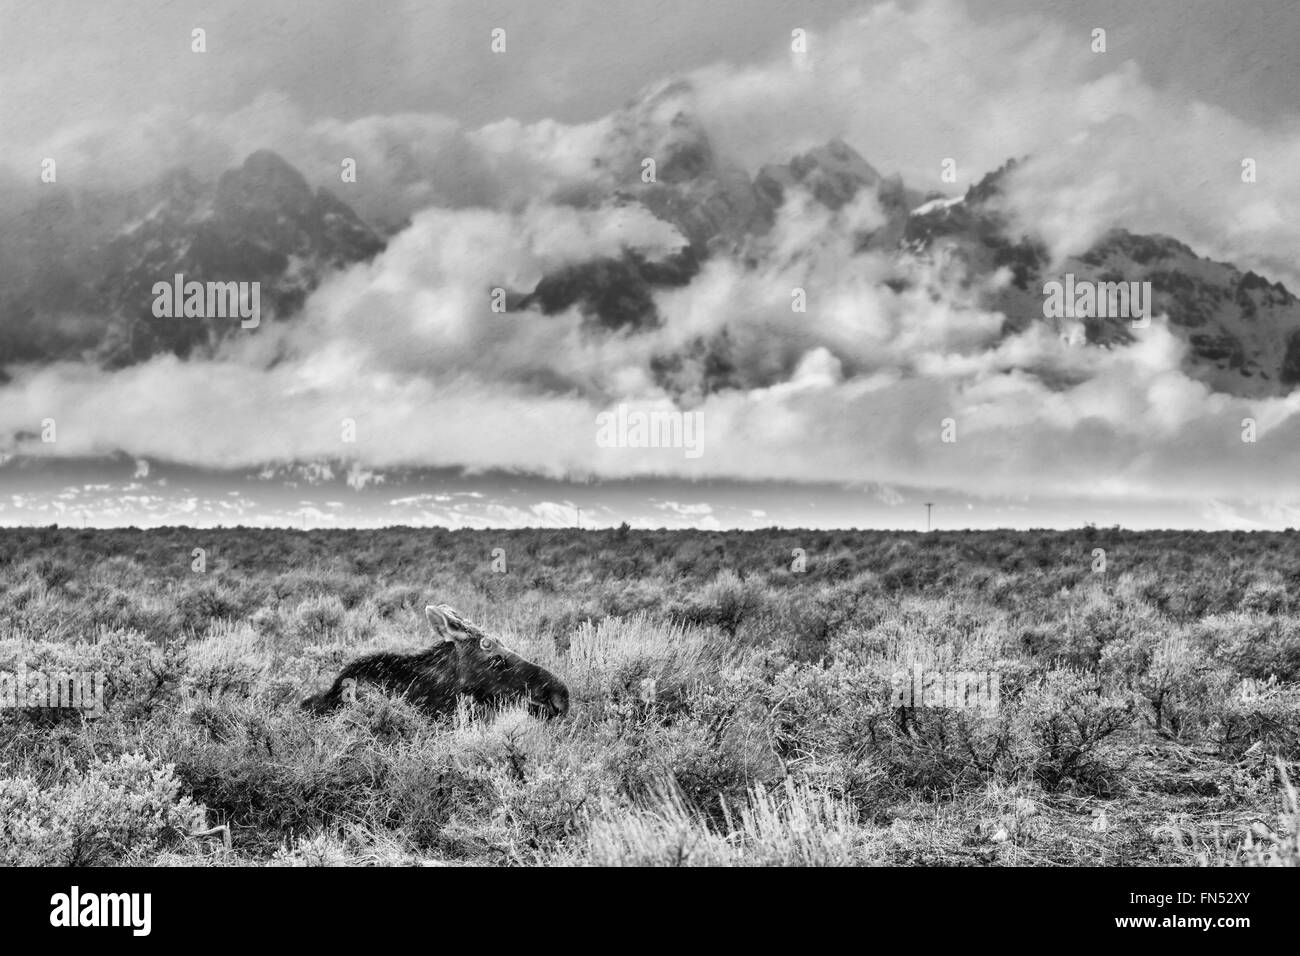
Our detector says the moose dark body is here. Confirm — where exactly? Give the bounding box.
[302,604,569,720]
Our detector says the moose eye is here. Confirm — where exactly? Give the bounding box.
[479,638,494,651]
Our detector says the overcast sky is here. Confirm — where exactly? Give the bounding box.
[3,0,1297,135]
[2,0,1299,530]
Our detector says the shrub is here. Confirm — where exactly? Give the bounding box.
[176,582,245,633]
[1240,581,1289,615]
[672,570,763,637]
[565,614,733,718]
[1100,629,1232,738]
[1211,685,1300,759]
[181,622,269,705]
[294,595,347,641]
[1012,668,1132,791]
[0,753,207,865]
[580,779,871,866]
[373,584,423,618]
[1199,613,1300,683]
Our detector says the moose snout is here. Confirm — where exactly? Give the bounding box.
[530,682,569,719]
[548,686,570,718]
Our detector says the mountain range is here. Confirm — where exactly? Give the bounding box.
[2,82,1298,401]
[0,150,385,372]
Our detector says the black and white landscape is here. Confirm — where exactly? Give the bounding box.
[0,0,1298,882]
[2,0,1300,528]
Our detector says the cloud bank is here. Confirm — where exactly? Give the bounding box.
[4,0,1300,522]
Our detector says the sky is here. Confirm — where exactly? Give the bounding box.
[3,0,1297,133]
[1,0,1299,530]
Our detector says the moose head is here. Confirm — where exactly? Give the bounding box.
[422,604,570,719]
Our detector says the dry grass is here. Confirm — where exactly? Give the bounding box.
[1,526,1298,866]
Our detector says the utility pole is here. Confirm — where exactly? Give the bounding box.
[925,502,933,532]
[576,508,582,530]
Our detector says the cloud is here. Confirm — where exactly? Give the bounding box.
[681,1,1300,285]
[4,0,1300,521]
[13,1,1299,279]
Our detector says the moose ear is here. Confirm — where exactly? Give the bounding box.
[425,605,456,642]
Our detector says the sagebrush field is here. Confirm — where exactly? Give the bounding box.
[1,525,1298,866]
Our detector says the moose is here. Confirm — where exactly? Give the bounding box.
[301,603,569,719]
